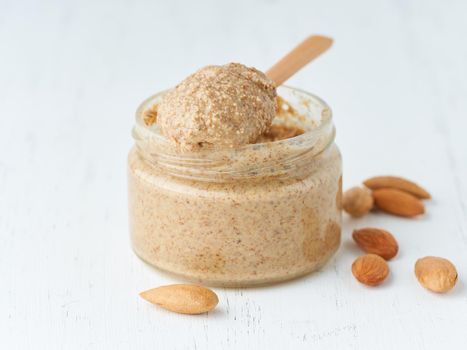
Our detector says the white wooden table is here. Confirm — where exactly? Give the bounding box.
[1,0,467,348]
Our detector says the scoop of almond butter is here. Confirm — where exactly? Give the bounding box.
[157,63,277,150]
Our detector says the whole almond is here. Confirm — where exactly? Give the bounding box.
[343,187,374,217]
[372,188,425,217]
[352,254,389,286]
[415,256,458,293]
[364,176,431,199]
[139,284,219,314]
[352,228,398,260]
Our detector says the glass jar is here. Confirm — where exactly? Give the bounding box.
[128,86,342,287]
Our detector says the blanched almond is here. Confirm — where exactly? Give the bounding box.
[415,257,458,293]
[139,284,219,314]
[343,187,374,217]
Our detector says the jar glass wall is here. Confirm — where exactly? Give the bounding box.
[128,86,342,287]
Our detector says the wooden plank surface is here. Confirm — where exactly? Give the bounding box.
[1,0,466,349]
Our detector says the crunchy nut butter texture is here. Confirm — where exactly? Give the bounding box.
[129,86,342,286]
[157,63,277,150]
[128,144,342,286]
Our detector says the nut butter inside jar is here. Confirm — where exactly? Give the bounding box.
[128,86,342,287]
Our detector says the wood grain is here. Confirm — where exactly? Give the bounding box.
[266,35,333,86]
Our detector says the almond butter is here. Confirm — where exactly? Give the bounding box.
[352,228,398,260]
[342,187,374,217]
[139,284,219,314]
[143,104,158,126]
[372,188,425,217]
[364,176,431,199]
[352,254,389,286]
[415,256,458,293]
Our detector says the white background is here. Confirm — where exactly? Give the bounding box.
[1,0,467,349]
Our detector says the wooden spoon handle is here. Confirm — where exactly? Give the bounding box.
[265,35,333,86]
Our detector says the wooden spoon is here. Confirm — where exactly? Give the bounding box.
[265,35,333,86]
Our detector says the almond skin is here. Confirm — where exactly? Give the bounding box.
[352,254,389,286]
[343,187,374,217]
[415,256,458,293]
[352,228,398,260]
[372,188,425,217]
[364,176,431,199]
[139,284,219,314]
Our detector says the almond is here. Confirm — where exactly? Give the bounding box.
[415,256,458,293]
[343,187,374,217]
[372,188,425,217]
[352,228,398,260]
[139,284,219,314]
[364,176,431,199]
[352,254,389,286]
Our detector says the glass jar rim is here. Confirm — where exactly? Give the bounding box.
[132,86,335,182]
[134,85,333,150]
